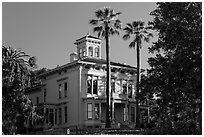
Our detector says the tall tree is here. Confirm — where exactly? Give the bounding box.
[123,21,153,128]
[142,2,202,134]
[2,45,37,134]
[89,7,122,128]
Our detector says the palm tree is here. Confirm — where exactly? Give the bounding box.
[123,21,153,128]
[89,7,122,128]
[2,45,37,134]
[2,46,36,89]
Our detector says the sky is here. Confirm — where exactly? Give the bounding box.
[2,2,158,70]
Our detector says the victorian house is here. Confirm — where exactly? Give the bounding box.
[26,34,150,129]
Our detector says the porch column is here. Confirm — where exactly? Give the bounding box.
[111,100,115,123]
[125,103,128,122]
[99,103,102,121]
[147,107,150,123]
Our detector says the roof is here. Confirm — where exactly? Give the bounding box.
[80,58,137,69]
[75,35,101,41]
[38,57,138,78]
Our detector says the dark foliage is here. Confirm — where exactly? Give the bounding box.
[140,2,202,134]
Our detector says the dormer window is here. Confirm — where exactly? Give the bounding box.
[89,47,93,57]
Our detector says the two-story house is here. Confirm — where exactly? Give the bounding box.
[26,34,150,129]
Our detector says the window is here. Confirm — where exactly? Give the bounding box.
[123,108,126,121]
[41,108,44,116]
[64,82,67,97]
[89,47,93,57]
[128,81,133,98]
[87,76,92,94]
[122,80,127,94]
[79,48,82,58]
[44,89,46,102]
[55,109,57,125]
[87,103,93,119]
[131,107,135,122]
[111,79,115,93]
[49,109,54,126]
[36,97,39,104]
[123,107,128,121]
[46,108,49,123]
[59,84,62,99]
[82,47,86,56]
[94,103,100,120]
[59,108,62,124]
[64,106,68,123]
[36,109,39,115]
[93,76,98,95]
[95,47,99,57]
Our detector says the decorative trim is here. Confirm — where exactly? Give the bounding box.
[57,77,68,82]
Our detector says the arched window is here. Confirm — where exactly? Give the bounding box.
[89,47,93,57]
[82,47,86,56]
[95,47,99,57]
[78,48,82,58]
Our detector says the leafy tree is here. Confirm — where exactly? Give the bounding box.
[2,45,37,134]
[123,21,153,128]
[89,7,122,128]
[141,2,201,134]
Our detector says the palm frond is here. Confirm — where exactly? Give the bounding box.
[123,34,131,40]
[126,23,133,30]
[89,19,99,26]
[110,28,119,36]
[114,19,122,29]
[147,33,153,38]
[144,37,150,43]
[132,21,139,29]
[129,41,136,49]
[115,12,122,16]
[110,11,122,19]
[95,9,104,19]
[123,27,133,34]
[138,21,145,27]
[104,7,111,18]
[93,26,103,33]
[101,30,106,38]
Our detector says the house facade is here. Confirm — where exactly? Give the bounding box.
[26,34,150,129]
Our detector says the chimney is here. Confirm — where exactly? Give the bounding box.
[70,52,78,62]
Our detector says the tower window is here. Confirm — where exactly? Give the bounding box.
[89,47,93,57]
[82,47,86,56]
[95,47,99,57]
[79,48,82,58]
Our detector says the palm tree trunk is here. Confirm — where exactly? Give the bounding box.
[135,41,140,128]
[105,26,111,128]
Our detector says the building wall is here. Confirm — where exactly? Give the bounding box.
[28,63,139,129]
[28,90,41,105]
